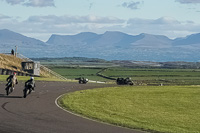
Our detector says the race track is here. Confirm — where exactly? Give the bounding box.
[0,81,144,133]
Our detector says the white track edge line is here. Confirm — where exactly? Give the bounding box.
[55,94,146,133]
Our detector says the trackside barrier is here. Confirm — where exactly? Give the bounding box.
[88,80,106,84]
[0,68,32,76]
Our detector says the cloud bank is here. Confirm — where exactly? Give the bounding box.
[3,0,24,5]
[175,0,200,4]
[0,14,199,41]
[126,17,199,39]
[3,0,55,7]
[0,14,11,20]
[26,15,124,24]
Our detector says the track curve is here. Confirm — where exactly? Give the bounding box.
[0,81,144,133]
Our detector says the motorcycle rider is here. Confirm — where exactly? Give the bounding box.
[25,77,36,92]
[6,72,18,92]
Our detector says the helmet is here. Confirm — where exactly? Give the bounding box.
[30,77,34,80]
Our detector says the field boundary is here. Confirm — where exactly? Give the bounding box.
[96,68,116,80]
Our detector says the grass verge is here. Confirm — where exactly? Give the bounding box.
[58,86,200,133]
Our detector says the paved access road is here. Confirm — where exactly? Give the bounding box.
[0,81,145,133]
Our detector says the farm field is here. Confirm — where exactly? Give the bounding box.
[100,68,200,85]
[58,85,200,133]
[51,67,200,85]
[51,67,109,82]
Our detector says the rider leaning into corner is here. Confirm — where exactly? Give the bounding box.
[6,72,18,91]
[25,77,36,91]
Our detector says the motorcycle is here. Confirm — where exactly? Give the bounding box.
[79,77,89,84]
[116,77,134,85]
[5,81,13,96]
[23,84,33,98]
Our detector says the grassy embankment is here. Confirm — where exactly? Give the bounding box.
[58,86,200,133]
[0,54,61,81]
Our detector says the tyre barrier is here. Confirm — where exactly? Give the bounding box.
[0,68,35,77]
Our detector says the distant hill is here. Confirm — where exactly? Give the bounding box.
[173,33,200,45]
[46,31,200,61]
[47,31,172,48]
[47,32,98,45]
[32,57,200,69]
[0,29,47,57]
[0,29,200,62]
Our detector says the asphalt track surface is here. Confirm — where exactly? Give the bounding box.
[0,81,145,133]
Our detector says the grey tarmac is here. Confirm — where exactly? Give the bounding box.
[0,81,146,133]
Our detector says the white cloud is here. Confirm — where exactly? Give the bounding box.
[122,1,143,10]
[175,0,200,4]
[3,0,55,7]
[152,17,180,24]
[3,0,24,5]
[0,14,11,20]
[0,15,125,41]
[22,15,125,40]
[24,0,55,7]
[1,14,200,41]
[26,15,125,24]
[126,17,200,38]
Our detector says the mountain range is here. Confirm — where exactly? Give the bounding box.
[0,29,200,62]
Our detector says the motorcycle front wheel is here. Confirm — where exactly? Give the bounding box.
[6,87,9,96]
[23,89,28,98]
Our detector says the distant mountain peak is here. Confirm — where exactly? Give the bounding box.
[103,31,128,35]
[0,29,11,32]
[1,29,200,61]
[77,32,97,35]
[173,32,200,45]
[0,29,46,49]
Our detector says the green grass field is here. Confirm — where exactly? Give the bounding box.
[51,67,110,82]
[102,68,200,85]
[51,67,200,85]
[58,86,200,133]
[101,68,200,77]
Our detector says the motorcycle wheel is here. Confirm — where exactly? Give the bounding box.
[6,87,9,96]
[129,82,134,86]
[28,89,32,94]
[23,89,27,98]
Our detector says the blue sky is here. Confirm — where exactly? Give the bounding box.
[1,0,200,41]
